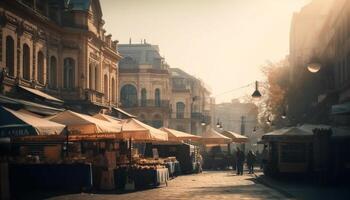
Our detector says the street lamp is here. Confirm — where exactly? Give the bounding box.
[201,119,206,126]
[216,119,220,128]
[251,81,262,98]
[307,63,321,73]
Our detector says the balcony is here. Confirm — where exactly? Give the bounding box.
[120,99,170,109]
[119,68,169,74]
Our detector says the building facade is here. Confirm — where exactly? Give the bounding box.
[288,0,334,124]
[118,42,171,128]
[0,0,120,114]
[314,0,350,125]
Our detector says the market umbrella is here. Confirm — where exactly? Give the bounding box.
[199,129,232,144]
[0,106,65,138]
[50,110,122,141]
[220,130,248,143]
[93,114,168,141]
[159,127,201,142]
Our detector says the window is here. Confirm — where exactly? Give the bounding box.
[141,88,147,107]
[155,88,160,107]
[49,56,57,88]
[280,143,306,163]
[22,44,30,80]
[111,78,116,102]
[176,102,185,119]
[37,51,44,84]
[89,64,94,90]
[63,58,75,89]
[120,84,137,107]
[104,74,108,99]
[5,36,15,76]
[95,66,99,91]
[152,114,163,128]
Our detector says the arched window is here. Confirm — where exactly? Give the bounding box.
[63,58,75,89]
[141,88,147,107]
[5,36,15,76]
[111,77,116,102]
[152,114,163,128]
[22,44,31,80]
[155,88,160,107]
[120,84,137,107]
[49,56,57,88]
[37,51,44,84]
[89,64,94,90]
[104,74,108,99]
[176,102,185,119]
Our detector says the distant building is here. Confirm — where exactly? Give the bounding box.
[118,42,171,128]
[169,68,213,134]
[215,99,258,151]
[0,0,121,114]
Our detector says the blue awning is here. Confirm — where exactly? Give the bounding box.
[331,102,350,115]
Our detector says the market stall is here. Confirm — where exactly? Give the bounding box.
[94,114,170,190]
[199,129,232,170]
[0,107,94,196]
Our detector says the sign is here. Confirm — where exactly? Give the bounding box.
[0,126,33,138]
[331,102,350,115]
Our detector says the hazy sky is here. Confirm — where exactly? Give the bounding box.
[101,0,310,103]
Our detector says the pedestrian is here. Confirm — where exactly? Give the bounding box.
[261,145,269,170]
[246,150,256,174]
[236,147,245,175]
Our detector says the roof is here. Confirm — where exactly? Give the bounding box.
[0,106,65,138]
[94,114,168,141]
[112,107,136,118]
[160,127,201,142]
[50,110,122,137]
[221,131,248,143]
[19,86,63,103]
[170,68,196,79]
[262,124,334,141]
[0,95,64,116]
[199,129,231,144]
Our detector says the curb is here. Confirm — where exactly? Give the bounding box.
[254,174,296,199]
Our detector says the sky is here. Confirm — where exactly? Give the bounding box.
[100,0,310,103]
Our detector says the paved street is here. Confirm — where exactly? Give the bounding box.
[46,171,289,200]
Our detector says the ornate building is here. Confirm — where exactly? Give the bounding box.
[118,42,171,128]
[0,0,121,114]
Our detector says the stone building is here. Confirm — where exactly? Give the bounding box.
[169,68,213,135]
[118,42,171,128]
[0,0,121,114]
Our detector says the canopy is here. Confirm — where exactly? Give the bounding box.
[50,110,122,140]
[262,124,331,142]
[94,114,168,141]
[0,106,65,138]
[159,127,201,142]
[221,130,248,143]
[199,129,232,144]
[19,85,63,103]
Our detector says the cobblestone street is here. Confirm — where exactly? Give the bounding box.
[47,171,289,200]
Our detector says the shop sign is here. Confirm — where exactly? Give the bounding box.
[0,128,31,138]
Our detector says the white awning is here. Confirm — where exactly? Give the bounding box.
[19,86,63,103]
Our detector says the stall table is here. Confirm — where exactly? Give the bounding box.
[114,167,169,190]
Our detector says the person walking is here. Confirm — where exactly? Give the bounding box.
[236,147,245,175]
[246,150,256,174]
